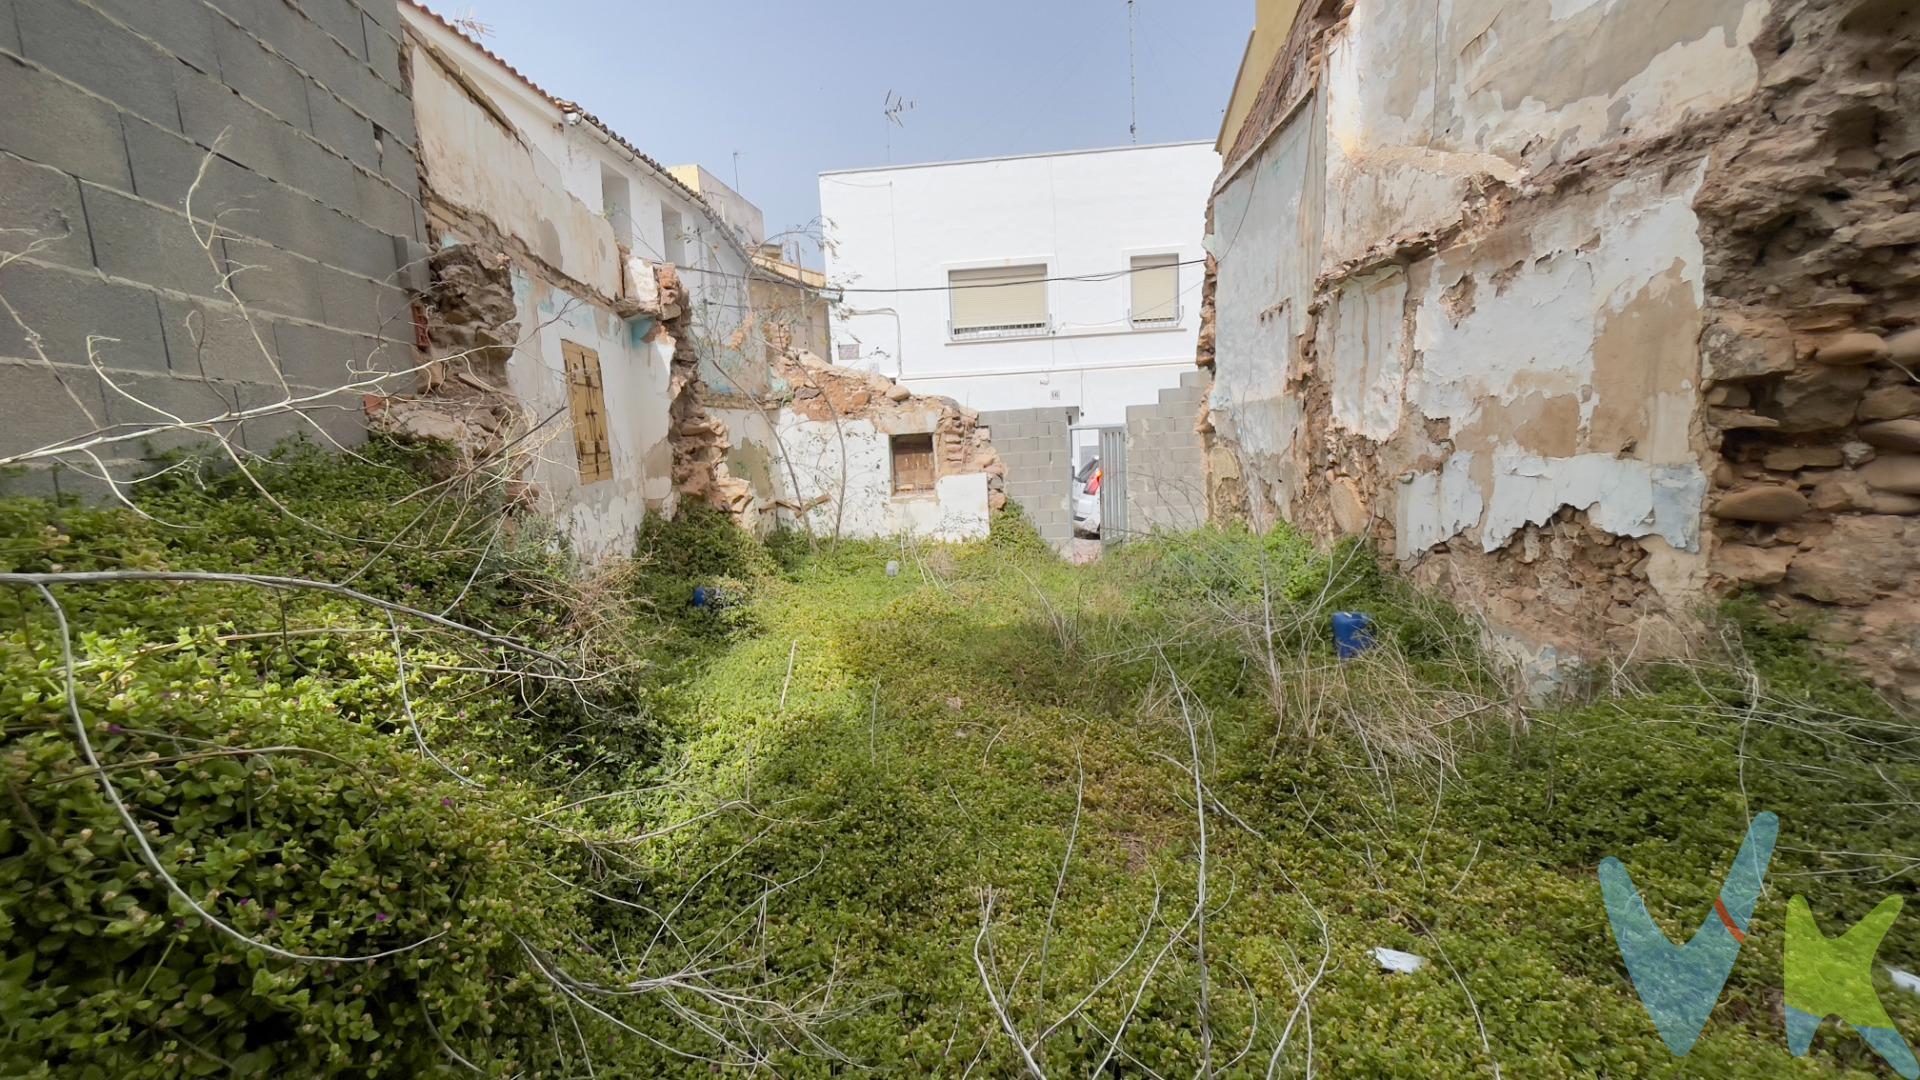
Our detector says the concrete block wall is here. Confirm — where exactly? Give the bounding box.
[1124,369,1208,534]
[0,0,426,495]
[979,406,1078,543]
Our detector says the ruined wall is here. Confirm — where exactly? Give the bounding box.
[772,351,1002,542]
[1202,0,1920,694]
[0,0,426,494]
[1693,0,1920,696]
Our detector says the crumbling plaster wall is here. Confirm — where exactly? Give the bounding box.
[771,351,1002,542]
[402,23,799,562]
[1203,0,1920,691]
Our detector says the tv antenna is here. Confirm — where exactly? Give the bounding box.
[883,90,915,163]
[1127,0,1137,143]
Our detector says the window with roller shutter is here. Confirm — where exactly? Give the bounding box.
[948,264,1049,339]
[1129,254,1180,326]
[561,340,613,485]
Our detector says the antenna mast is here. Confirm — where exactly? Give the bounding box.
[883,90,915,163]
[1127,0,1137,143]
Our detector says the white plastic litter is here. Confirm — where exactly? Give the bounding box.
[1373,947,1426,975]
[1891,967,1920,997]
[885,560,900,578]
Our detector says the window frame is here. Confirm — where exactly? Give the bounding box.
[1127,252,1182,329]
[560,339,613,485]
[945,261,1051,342]
[889,432,937,496]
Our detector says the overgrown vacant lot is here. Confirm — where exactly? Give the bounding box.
[2,447,1915,1077]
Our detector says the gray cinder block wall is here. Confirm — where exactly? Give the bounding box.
[1123,370,1208,534]
[979,406,1078,544]
[0,0,426,494]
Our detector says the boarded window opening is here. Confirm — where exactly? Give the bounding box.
[562,340,613,485]
[891,433,936,494]
[1129,253,1179,325]
[949,264,1048,338]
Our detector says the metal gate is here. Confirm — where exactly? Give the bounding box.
[1097,426,1127,543]
[1068,423,1128,545]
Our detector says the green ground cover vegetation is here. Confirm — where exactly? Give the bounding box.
[2,443,1914,1077]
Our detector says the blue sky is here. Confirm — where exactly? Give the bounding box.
[438,1,1253,264]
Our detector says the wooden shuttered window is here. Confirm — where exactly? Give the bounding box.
[1130,254,1179,325]
[562,340,613,485]
[949,264,1048,337]
[891,433,936,494]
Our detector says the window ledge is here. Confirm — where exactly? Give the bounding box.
[947,329,1050,345]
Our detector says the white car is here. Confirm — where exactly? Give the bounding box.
[1071,457,1102,538]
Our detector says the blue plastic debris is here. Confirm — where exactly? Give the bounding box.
[691,584,731,609]
[1333,611,1375,660]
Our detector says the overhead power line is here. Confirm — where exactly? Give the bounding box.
[676,258,1207,295]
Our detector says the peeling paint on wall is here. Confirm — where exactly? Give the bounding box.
[1396,451,1482,559]
[1203,0,1920,692]
[1327,267,1407,440]
[1482,452,1704,552]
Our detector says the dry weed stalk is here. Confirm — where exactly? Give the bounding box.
[0,141,848,1067]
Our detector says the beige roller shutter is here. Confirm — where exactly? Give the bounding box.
[949,265,1048,335]
[1130,254,1179,324]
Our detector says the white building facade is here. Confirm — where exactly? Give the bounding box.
[819,142,1219,426]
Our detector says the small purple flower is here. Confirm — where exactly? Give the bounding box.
[237,898,251,907]
[107,723,124,734]
[374,913,390,923]
[442,797,454,808]
[265,908,279,921]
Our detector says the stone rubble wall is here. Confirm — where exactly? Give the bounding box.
[1200,0,1920,697]
[1694,0,1920,695]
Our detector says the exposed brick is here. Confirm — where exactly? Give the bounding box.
[0,259,169,373]
[0,151,91,269]
[15,0,181,131]
[88,0,221,75]
[0,55,133,189]
[306,80,377,169]
[79,182,226,295]
[158,295,283,384]
[210,14,312,128]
